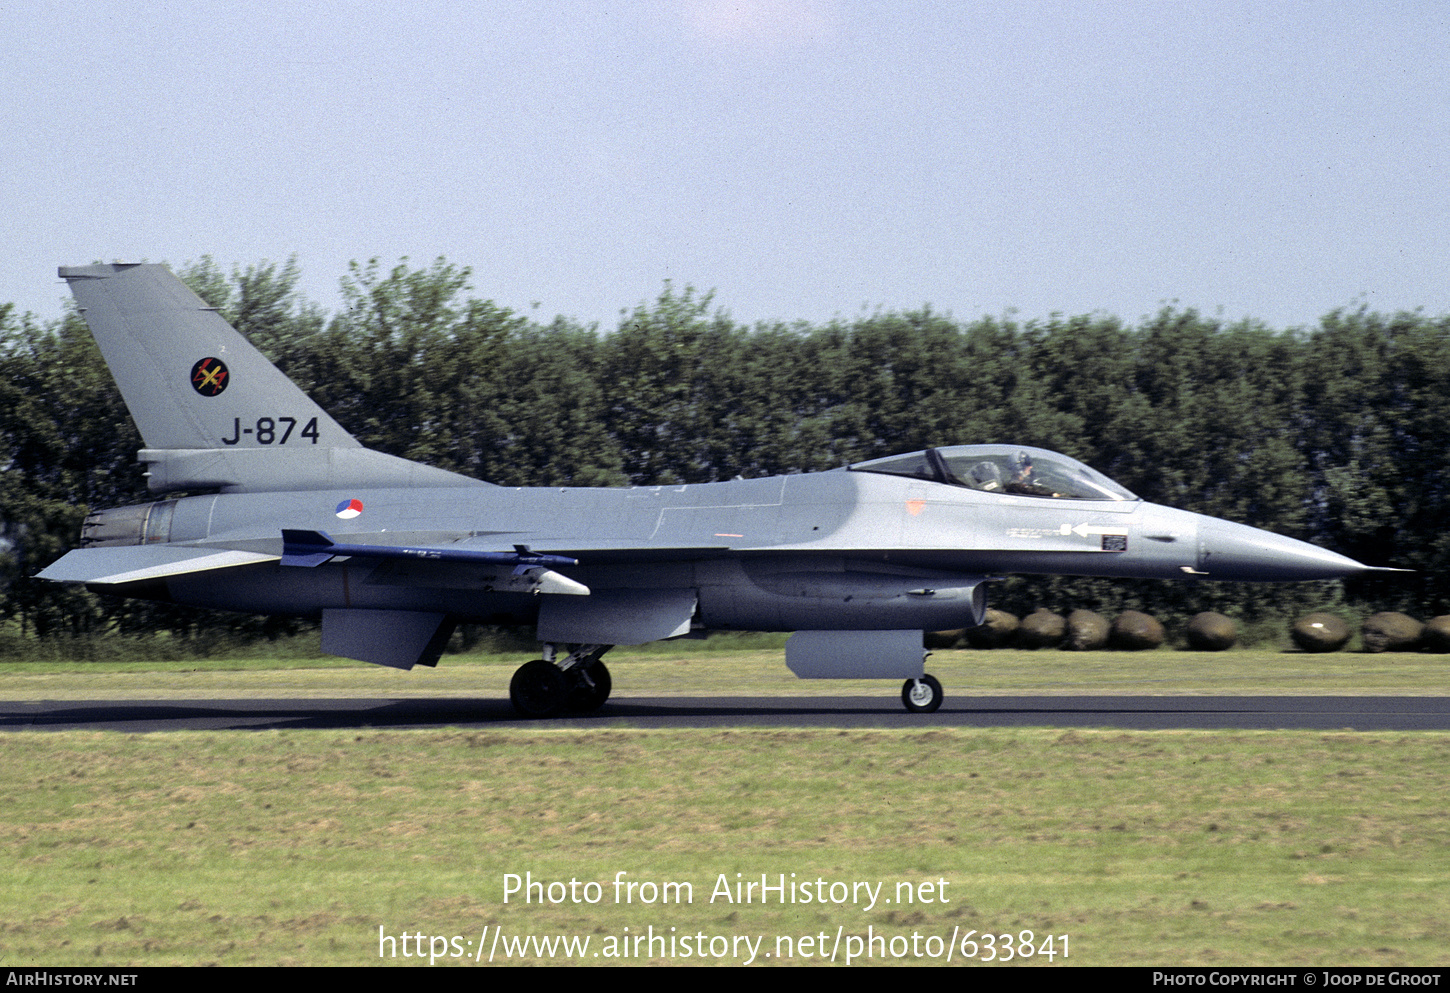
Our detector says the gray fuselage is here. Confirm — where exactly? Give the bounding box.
[96,463,1305,636]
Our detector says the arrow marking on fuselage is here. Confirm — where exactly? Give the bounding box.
[1068,523,1129,537]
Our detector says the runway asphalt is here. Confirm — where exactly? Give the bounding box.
[3,695,1448,732]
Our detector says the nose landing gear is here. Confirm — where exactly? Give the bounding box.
[901,674,943,713]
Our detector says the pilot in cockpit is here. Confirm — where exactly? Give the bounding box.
[1005,451,1056,497]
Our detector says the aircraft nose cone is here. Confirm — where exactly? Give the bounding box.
[1196,517,1374,581]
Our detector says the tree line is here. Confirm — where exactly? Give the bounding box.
[2,257,1445,646]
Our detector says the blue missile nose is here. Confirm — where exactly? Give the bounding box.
[1194,517,1379,581]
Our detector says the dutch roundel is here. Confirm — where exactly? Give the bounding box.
[335,498,364,519]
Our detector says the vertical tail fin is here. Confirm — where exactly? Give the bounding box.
[61,263,483,493]
[59,263,358,452]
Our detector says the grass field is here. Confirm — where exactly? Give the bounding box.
[2,645,1448,967]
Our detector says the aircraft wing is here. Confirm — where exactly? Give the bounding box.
[38,546,278,586]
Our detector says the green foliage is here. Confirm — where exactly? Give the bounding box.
[600,282,739,483]
[480,318,626,487]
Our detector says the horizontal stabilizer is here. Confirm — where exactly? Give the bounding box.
[38,546,277,586]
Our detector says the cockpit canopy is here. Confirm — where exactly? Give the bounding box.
[848,445,1138,502]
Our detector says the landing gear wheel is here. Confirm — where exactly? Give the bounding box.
[510,659,568,718]
[566,660,612,713]
[902,674,943,713]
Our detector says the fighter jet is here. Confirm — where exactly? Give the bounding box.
[39,263,1389,716]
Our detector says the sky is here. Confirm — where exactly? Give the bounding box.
[3,0,1446,332]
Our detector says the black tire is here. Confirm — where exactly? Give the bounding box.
[566,660,612,713]
[510,659,568,718]
[901,674,944,713]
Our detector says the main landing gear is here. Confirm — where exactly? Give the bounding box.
[901,674,943,713]
[509,644,613,718]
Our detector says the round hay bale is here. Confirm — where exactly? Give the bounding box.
[1290,613,1351,653]
[1066,609,1110,651]
[1112,610,1165,650]
[924,629,965,650]
[1361,612,1424,653]
[1017,608,1066,649]
[1422,616,1450,653]
[963,609,1019,649]
[1186,611,1238,651]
